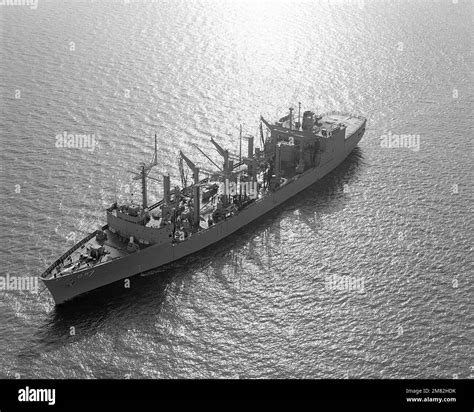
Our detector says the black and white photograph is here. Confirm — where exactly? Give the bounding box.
[0,0,472,407]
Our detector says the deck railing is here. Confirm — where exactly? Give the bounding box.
[40,224,109,279]
[320,110,366,121]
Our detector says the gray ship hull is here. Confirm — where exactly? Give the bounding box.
[42,120,365,304]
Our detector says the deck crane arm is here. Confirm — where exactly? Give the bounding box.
[210,137,227,158]
[192,143,223,171]
[179,151,200,186]
[179,150,196,171]
[178,151,201,229]
[178,156,187,188]
[210,137,231,174]
[260,116,272,130]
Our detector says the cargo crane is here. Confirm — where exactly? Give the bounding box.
[128,134,160,211]
[179,151,201,228]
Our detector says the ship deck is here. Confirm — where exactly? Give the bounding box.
[43,229,132,279]
[319,111,365,139]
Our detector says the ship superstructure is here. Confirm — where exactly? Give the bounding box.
[40,107,366,304]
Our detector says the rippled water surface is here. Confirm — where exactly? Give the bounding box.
[0,0,472,378]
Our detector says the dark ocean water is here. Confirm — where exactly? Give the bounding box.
[0,0,472,379]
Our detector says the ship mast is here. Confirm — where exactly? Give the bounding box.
[259,120,265,147]
[141,165,147,210]
[179,151,201,229]
[153,134,158,165]
[298,102,301,130]
[129,134,159,211]
[210,137,232,194]
[239,124,242,164]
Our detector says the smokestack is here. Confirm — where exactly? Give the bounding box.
[289,107,294,130]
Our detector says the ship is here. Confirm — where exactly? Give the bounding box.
[40,106,366,304]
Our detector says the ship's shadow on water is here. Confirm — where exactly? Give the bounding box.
[28,147,365,354]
